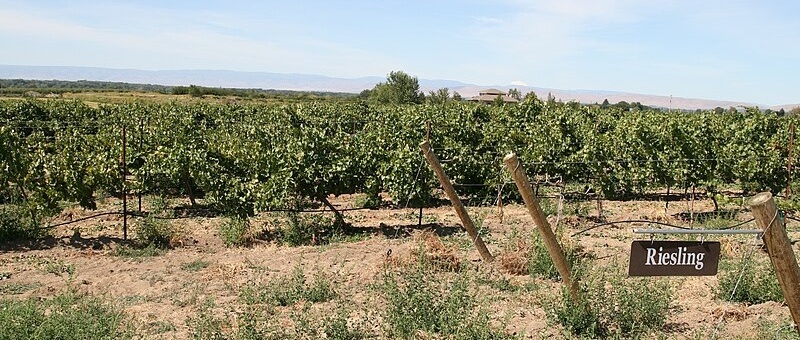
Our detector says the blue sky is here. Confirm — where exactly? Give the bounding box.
[1,0,798,105]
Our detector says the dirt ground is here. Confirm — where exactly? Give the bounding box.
[1,193,798,339]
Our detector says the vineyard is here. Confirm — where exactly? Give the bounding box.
[1,96,800,339]
[0,97,794,233]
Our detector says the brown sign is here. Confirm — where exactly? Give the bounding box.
[629,241,720,276]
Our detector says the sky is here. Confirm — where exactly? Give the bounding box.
[1,0,798,105]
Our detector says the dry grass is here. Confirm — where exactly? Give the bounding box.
[498,238,531,275]
[384,231,461,271]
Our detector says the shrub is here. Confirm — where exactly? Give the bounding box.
[135,217,174,248]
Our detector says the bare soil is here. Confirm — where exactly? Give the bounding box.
[1,194,798,339]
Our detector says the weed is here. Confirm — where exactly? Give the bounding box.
[354,193,381,209]
[0,204,46,240]
[219,216,256,247]
[240,266,336,307]
[716,256,783,305]
[272,212,339,246]
[187,298,229,340]
[564,199,591,217]
[538,197,559,217]
[323,309,372,340]
[144,320,176,335]
[753,316,800,340]
[44,260,75,276]
[379,262,510,339]
[113,244,165,259]
[0,282,41,295]
[181,259,211,272]
[135,217,175,248]
[527,231,584,281]
[148,195,172,217]
[549,286,603,338]
[409,231,462,271]
[0,289,132,339]
[544,263,672,338]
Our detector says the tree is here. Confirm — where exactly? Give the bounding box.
[615,101,630,111]
[507,88,522,101]
[369,71,423,105]
[452,91,462,101]
[427,88,450,105]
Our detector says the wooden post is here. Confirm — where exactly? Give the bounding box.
[420,141,493,262]
[750,192,800,333]
[426,120,431,143]
[504,152,577,298]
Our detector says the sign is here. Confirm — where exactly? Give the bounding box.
[629,241,720,276]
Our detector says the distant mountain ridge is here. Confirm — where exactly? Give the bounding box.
[0,64,791,111]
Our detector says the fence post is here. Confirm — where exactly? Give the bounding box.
[420,141,493,262]
[750,192,800,333]
[504,152,577,298]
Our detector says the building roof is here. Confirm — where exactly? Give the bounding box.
[468,89,518,103]
[479,88,505,95]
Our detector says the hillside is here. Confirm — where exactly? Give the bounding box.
[0,64,780,110]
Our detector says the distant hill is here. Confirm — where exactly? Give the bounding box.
[0,64,782,110]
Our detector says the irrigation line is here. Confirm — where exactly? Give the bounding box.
[23,203,386,234]
[572,217,758,237]
[572,220,693,237]
[40,212,122,231]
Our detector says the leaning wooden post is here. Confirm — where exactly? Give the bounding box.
[504,152,577,298]
[750,192,800,333]
[420,141,493,262]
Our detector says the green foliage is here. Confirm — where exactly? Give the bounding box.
[44,260,75,276]
[368,70,423,105]
[0,289,132,339]
[187,299,229,340]
[353,193,381,209]
[0,282,41,295]
[0,204,45,240]
[550,287,603,337]
[545,265,672,338]
[528,231,584,281]
[181,259,211,272]
[716,256,784,305]
[240,266,336,307]
[272,212,338,246]
[379,264,510,339]
[112,244,165,258]
[219,216,256,247]
[135,217,174,248]
[1,98,797,237]
[753,317,800,340]
[322,309,371,340]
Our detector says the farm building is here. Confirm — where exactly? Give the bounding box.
[467,88,518,103]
